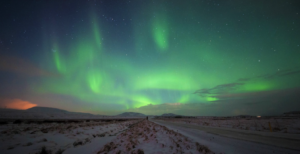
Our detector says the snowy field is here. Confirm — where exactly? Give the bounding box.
[156,117,300,134]
[97,120,212,154]
[0,119,141,154]
[0,118,214,154]
[1,115,300,154]
[152,119,300,154]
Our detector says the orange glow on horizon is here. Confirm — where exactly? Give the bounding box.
[1,98,37,110]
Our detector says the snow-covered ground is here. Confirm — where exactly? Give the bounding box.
[152,119,300,154]
[2,115,299,154]
[156,117,300,133]
[0,119,141,154]
[1,119,213,154]
[96,120,212,154]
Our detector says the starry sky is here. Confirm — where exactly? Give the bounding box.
[0,0,300,116]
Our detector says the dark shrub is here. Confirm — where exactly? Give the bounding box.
[196,142,211,154]
[73,141,83,147]
[55,149,64,154]
[137,149,144,154]
[25,142,33,146]
[13,119,22,124]
[0,121,8,125]
[37,146,52,154]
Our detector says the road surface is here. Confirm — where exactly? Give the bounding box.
[151,119,300,154]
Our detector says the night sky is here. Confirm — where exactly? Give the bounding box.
[1,0,300,116]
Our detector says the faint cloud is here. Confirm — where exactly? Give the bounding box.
[253,68,300,80]
[194,83,244,96]
[237,78,250,81]
[194,68,300,97]
[0,98,37,110]
[125,87,300,116]
[165,103,181,106]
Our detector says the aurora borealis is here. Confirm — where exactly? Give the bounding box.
[1,0,300,115]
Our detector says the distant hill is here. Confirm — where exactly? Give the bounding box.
[26,107,68,113]
[161,113,178,117]
[0,108,23,112]
[0,106,105,119]
[27,107,95,116]
[235,115,255,117]
[283,111,300,114]
[117,112,146,117]
[283,111,300,116]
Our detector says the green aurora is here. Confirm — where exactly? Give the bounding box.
[1,0,300,115]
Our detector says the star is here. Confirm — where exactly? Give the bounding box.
[258,60,260,62]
